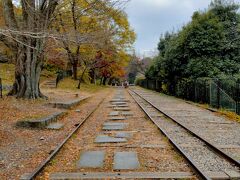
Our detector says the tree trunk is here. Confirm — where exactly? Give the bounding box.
[72,60,78,80]
[103,77,107,85]
[77,67,87,89]
[108,78,114,85]
[8,43,46,99]
[90,69,95,84]
[1,0,59,99]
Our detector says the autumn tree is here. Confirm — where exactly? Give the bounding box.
[52,0,132,80]
[0,0,59,98]
[0,0,135,98]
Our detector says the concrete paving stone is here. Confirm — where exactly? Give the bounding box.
[50,172,194,179]
[113,152,140,170]
[19,111,66,128]
[111,102,127,105]
[103,122,128,126]
[102,125,126,130]
[46,123,64,130]
[115,132,132,138]
[114,107,131,111]
[49,96,90,109]
[103,126,122,130]
[109,111,119,116]
[122,112,134,116]
[111,104,129,107]
[102,122,128,130]
[76,151,105,168]
[111,99,129,102]
[109,117,126,121]
[117,104,129,107]
[95,135,127,143]
[110,99,122,101]
[126,144,167,148]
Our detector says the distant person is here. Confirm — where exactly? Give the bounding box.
[124,80,129,88]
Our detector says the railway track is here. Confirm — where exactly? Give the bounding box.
[21,96,107,180]
[129,88,240,180]
[25,88,196,180]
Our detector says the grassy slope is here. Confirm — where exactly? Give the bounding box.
[58,77,108,94]
[0,63,106,95]
[0,63,15,85]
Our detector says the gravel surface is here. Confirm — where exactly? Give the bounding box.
[132,87,240,160]
[130,88,240,175]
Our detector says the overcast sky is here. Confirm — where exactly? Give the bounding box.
[125,0,240,57]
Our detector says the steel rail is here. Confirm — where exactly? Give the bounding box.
[130,89,240,168]
[128,89,211,180]
[24,97,106,180]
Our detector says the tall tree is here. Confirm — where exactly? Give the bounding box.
[146,0,240,94]
[1,0,59,98]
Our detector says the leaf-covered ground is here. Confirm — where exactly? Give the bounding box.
[0,86,109,180]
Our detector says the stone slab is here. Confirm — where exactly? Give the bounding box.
[103,122,128,126]
[122,112,133,116]
[111,102,127,105]
[125,144,167,148]
[109,111,119,116]
[50,172,194,179]
[102,126,126,131]
[116,104,129,107]
[18,111,66,128]
[49,96,90,109]
[47,123,64,130]
[102,123,127,130]
[110,99,129,102]
[109,117,126,121]
[113,152,140,170]
[77,151,105,168]
[115,132,132,138]
[110,103,128,107]
[114,107,131,111]
[95,135,127,143]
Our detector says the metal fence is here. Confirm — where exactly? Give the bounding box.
[137,78,240,115]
